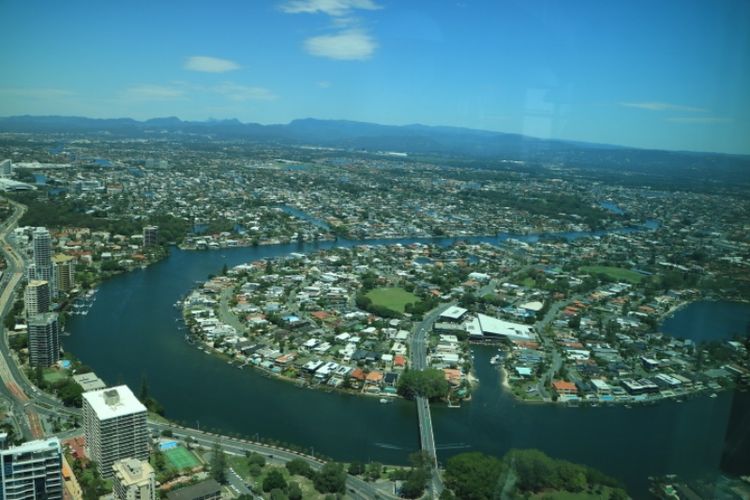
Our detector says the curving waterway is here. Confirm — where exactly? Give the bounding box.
[64,232,750,496]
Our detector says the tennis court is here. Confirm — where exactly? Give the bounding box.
[164,446,200,469]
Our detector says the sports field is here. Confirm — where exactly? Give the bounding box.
[365,287,419,313]
[579,265,643,284]
[164,446,200,469]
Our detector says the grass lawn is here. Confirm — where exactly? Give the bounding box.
[579,265,643,284]
[42,368,69,384]
[365,287,418,313]
[164,446,200,470]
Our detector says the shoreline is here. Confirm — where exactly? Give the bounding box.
[190,337,408,402]
[174,217,646,252]
[493,296,749,408]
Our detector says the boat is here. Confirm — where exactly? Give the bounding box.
[490,355,501,365]
[379,398,390,404]
[709,393,718,398]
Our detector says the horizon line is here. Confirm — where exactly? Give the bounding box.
[0,113,747,158]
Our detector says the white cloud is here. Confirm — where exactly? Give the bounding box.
[304,29,377,60]
[184,56,240,73]
[280,0,380,16]
[619,101,707,113]
[665,116,730,124]
[122,85,186,100]
[0,88,75,99]
[214,82,277,101]
[317,80,332,88]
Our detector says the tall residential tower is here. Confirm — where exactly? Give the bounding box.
[82,386,148,478]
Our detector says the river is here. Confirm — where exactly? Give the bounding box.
[64,235,749,496]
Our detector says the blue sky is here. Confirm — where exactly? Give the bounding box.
[1,0,749,154]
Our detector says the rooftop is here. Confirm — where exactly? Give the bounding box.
[3,437,60,456]
[112,458,154,484]
[440,305,468,320]
[73,372,107,391]
[82,385,146,420]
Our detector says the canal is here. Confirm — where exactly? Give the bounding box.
[63,235,749,496]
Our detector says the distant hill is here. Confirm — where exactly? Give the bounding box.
[1,115,748,187]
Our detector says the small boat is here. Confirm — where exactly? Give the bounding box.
[379,398,390,404]
[709,393,718,398]
[490,355,501,365]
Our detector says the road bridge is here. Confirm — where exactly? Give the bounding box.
[408,302,456,497]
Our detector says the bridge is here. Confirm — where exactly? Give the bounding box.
[409,303,456,497]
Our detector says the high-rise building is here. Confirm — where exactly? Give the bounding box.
[23,280,50,316]
[112,458,156,500]
[27,312,60,368]
[82,386,148,478]
[31,227,57,297]
[142,226,159,249]
[0,437,63,500]
[52,254,76,293]
[0,159,12,178]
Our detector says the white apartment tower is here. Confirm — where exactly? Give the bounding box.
[112,458,156,500]
[31,227,57,297]
[82,386,149,478]
[23,280,50,316]
[27,312,60,368]
[0,437,63,499]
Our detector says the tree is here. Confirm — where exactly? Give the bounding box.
[397,368,451,401]
[287,481,303,500]
[366,461,383,481]
[210,442,227,483]
[248,464,263,477]
[286,458,314,479]
[263,469,287,492]
[314,462,347,494]
[348,461,365,475]
[269,489,287,500]
[247,452,266,467]
[400,468,428,499]
[34,365,44,387]
[56,379,84,407]
[444,452,505,500]
[153,449,167,474]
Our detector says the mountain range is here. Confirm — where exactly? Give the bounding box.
[0,115,748,187]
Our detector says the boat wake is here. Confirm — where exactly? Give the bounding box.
[374,443,404,450]
[436,443,470,450]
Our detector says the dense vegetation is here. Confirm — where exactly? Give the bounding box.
[443,450,628,499]
[10,192,190,244]
[397,368,451,401]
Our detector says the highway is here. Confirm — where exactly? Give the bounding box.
[0,199,81,440]
[0,199,41,439]
[408,302,454,497]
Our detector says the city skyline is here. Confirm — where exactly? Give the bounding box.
[1,0,749,154]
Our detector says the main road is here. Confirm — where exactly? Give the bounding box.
[0,199,79,440]
[408,302,455,497]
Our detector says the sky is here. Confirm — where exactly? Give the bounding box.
[1,0,749,154]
